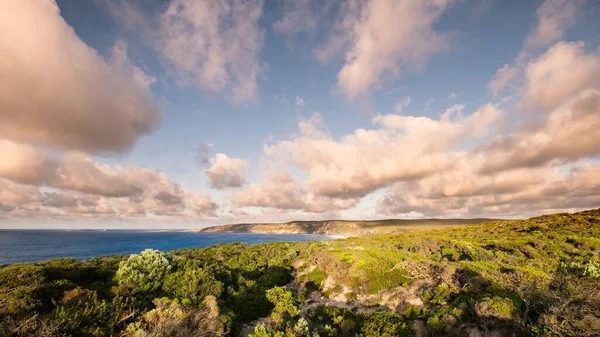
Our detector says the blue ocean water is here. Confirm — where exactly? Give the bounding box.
[0,230,333,264]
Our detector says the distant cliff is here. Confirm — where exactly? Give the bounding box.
[197,218,495,236]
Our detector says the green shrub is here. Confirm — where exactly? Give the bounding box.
[0,264,45,316]
[56,287,137,336]
[365,268,411,294]
[302,268,328,290]
[162,267,223,304]
[265,286,300,324]
[360,311,413,337]
[115,249,173,294]
[558,261,600,278]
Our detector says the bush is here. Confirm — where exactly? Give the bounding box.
[162,267,223,304]
[265,286,300,324]
[116,249,173,294]
[0,264,45,316]
[55,287,137,336]
[125,296,224,337]
[558,261,600,278]
[360,311,413,337]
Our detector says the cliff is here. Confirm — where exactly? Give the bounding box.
[197,218,495,236]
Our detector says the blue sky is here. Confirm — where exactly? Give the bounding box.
[0,0,599,228]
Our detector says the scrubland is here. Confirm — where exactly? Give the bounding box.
[1,209,599,336]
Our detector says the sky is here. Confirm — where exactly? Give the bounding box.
[0,0,599,228]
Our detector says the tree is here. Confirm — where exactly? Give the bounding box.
[116,249,173,294]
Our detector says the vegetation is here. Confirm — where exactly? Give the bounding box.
[1,209,599,336]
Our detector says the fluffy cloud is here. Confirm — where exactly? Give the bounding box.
[525,0,584,49]
[106,0,265,103]
[488,64,519,96]
[263,105,502,201]
[487,0,586,96]
[378,163,600,218]
[522,41,600,111]
[483,89,600,172]
[0,0,161,154]
[0,140,218,219]
[232,172,358,213]
[203,154,248,189]
[319,0,453,100]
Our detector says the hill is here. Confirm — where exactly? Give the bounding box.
[197,218,495,236]
[1,209,599,336]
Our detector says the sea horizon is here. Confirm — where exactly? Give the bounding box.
[0,230,334,265]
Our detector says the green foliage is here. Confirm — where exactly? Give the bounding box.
[558,261,600,278]
[360,311,413,337]
[55,287,137,336]
[0,264,45,316]
[2,209,600,337]
[301,269,328,291]
[162,267,223,304]
[115,249,173,294]
[265,286,300,324]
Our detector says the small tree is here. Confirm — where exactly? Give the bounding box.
[265,286,300,324]
[116,249,173,294]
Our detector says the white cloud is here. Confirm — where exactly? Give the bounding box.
[0,140,219,219]
[327,0,454,100]
[377,162,600,218]
[522,41,600,111]
[203,154,248,189]
[106,0,265,103]
[263,105,502,201]
[525,0,584,50]
[232,172,358,213]
[483,89,600,172]
[0,0,162,154]
[487,0,586,97]
[488,64,520,96]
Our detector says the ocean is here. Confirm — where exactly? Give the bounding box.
[0,230,333,265]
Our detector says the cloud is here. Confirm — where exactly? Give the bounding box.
[0,140,219,219]
[377,162,600,218]
[487,0,586,96]
[483,89,600,172]
[0,0,162,154]
[273,0,321,34]
[394,96,412,113]
[263,105,502,200]
[203,154,248,189]
[0,179,42,210]
[522,41,600,111]
[106,0,265,103]
[0,140,57,186]
[488,64,520,96]
[525,0,584,50]
[196,143,214,167]
[232,172,358,213]
[320,0,453,100]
